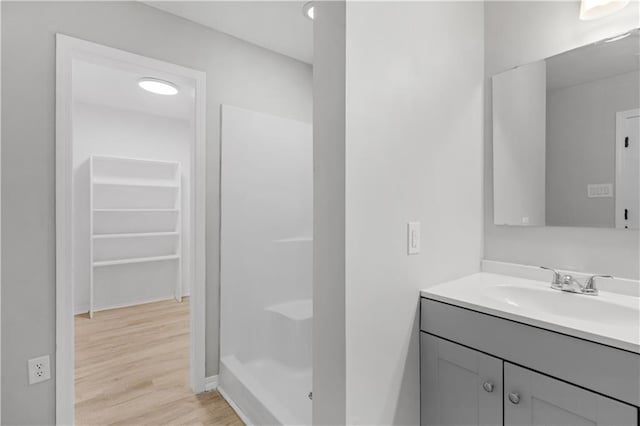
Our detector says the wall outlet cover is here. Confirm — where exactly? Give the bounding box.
[28,355,51,385]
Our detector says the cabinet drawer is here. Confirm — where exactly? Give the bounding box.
[421,298,640,406]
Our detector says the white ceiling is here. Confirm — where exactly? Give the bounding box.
[73,60,195,120]
[145,1,314,64]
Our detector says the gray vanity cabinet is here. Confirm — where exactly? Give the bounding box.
[504,362,637,426]
[420,333,638,426]
[420,334,502,426]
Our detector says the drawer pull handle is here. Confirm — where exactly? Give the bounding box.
[508,392,521,405]
[482,381,494,393]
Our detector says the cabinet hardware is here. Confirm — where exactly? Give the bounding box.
[482,381,495,393]
[508,392,521,405]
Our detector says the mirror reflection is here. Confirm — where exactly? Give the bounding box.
[492,29,639,229]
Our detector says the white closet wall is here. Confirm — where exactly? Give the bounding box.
[89,155,182,317]
[73,102,192,314]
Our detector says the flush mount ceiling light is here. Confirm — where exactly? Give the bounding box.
[604,31,632,42]
[138,77,179,95]
[579,0,630,20]
[302,1,314,20]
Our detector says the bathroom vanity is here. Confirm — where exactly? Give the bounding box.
[419,266,640,426]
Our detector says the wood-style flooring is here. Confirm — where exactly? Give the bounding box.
[75,298,243,426]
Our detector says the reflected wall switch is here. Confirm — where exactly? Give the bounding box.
[587,183,613,198]
[407,222,420,255]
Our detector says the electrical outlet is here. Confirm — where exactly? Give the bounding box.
[28,355,51,385]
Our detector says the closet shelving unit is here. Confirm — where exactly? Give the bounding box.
[89,155,182,318]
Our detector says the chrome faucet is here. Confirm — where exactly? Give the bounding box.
[560,275,584,294]
[540,266,562,290]
[540,266,612,296]
[582,274,613,296]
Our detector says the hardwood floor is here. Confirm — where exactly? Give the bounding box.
[75,298,243,426]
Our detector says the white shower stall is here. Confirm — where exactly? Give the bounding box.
[219,105,312,425]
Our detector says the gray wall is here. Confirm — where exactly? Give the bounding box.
[1,2,311,424]
[484,1,640,279]
[312,2,346,425]
[344,2,484,424]
[546,70,640,227]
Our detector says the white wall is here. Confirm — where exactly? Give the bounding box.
[1,2,311,424]
[493,60,547,226]
[547,70,640,227]
[344,2,484,424]
[72,102,192,313]
[484,1,640,280]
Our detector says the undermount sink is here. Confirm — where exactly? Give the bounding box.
[482,284,636,325]
[421,272,640,353]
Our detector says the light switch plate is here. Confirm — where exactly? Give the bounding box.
[587,183,613,198]
[28,355,51,385]
[407,222,420,255]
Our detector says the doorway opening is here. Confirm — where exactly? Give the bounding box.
[616,108,640,229]
[55,35,207,425]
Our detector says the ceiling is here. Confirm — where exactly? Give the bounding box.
[144,1,313,64]
[73,60,195,120]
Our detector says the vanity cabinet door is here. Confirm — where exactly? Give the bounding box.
[504,362,637,426]
[420,333,502,426]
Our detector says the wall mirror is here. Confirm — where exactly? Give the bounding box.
[492,28,639,229]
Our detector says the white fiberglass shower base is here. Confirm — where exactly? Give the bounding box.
[219,298,312,425]
[219,354,311,426]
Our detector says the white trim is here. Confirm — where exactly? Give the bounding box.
[204,375,219,392]
[218,387,252,426]
[0,2,3,420]
[615,108,640,229]
[55,34,207,425]
[74,295,179,316]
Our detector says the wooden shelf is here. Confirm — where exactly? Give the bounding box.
[93,178,178,188]
[93,208,179,213]
[89,155,183,318]
[93,254,180,267]
[92,154,181,166]
[93,231,179,239]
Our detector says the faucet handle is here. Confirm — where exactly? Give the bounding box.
[583,274,613,295]
[540,266,562,288]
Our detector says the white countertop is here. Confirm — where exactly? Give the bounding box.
[421,272,640,354]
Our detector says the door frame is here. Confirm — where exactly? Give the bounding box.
[615,108,639,229]
[55,34,207,425]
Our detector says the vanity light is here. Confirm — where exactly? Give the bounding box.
[579,0,630,20]
[138,78,179,96]
[302,2,314,20]
[604,32,631,42]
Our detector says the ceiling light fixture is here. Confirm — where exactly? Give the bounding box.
[604,31,632,42]
[138,77,179,95]
[303,1,314,20]
[579,0,630,20]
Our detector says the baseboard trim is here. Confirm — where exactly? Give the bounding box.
[218,386,253,426]
[74,295,185,315]
[204,375,219,392]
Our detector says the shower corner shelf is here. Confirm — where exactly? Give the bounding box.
[265,299,313,322]
[89,155,183,319]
